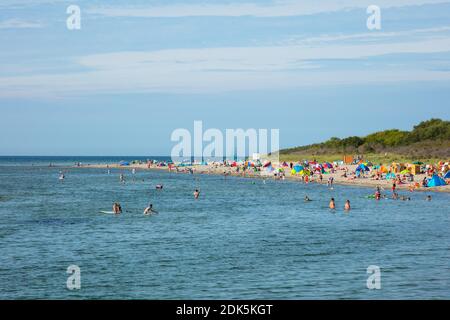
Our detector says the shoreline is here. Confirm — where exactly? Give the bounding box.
[69,163,450,194]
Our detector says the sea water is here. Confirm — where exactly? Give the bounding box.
[0,157,449,299]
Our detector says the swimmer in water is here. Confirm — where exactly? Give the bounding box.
[194,189,200,199]
[426,195,432,201]
[143,204,158,215]
[329,198,336,210]
[344,200,351,211]
[119,174,125,183]
[304,196,312,202]
[113,202,122,215]
[375,186,381,200]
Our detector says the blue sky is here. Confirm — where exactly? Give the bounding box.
[0,0,450,155]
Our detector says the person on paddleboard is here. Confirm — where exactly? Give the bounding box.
[144,204,158,215]
[113,202,122,214]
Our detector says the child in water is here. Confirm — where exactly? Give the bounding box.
[194,189,200,199]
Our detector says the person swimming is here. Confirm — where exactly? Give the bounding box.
[426,195,432,201]
[375,186,381,200]
[112,202,122,214]
[329,198,336,209]
[144,204,158,215]
[344,200,351,211]
[304,196,312,202]
[156,184,163,190]
[194,189,200,199]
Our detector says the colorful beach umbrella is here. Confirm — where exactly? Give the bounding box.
[323,162,333,169]
[263,161,272,168]
[299,170,310,176]
[386,173,396,180]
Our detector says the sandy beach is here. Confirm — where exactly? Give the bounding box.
[75,162,450,194]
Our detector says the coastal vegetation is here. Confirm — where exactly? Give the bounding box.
[280,119,450,163]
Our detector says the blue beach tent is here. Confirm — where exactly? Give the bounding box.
[427,174,447,187]
[356,164,370,172]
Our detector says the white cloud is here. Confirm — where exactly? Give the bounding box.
[0,19,43,29]
[1,36,450,97]
[87,0,450,18]
[279,26,450,45]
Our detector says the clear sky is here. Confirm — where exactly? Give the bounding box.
[1,0,450,156]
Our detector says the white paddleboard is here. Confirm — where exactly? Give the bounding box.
[99,211,116,214]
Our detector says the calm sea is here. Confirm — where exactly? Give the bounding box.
[0,156,449,299]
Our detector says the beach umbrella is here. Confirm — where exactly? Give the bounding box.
[119,161,130,166]
[323,162,333,169]
[386,173,396,180]
[413,161,424,165]
[299,169,310,176]
[293,164,304,173]
[263,161,272,168]
[400,169,410,175]
[357,164,370,172]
